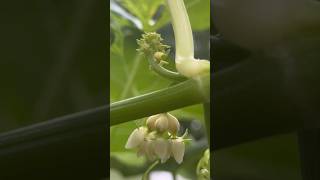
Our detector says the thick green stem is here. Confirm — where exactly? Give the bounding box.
[110,75,209,126]
[167,0,194,61]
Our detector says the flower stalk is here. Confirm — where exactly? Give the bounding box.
[167,0,210,78]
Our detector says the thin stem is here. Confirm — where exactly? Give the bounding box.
[121,54,142,99]
[110,74,209,126]
[142,160,160,180]
[147,54,187,81]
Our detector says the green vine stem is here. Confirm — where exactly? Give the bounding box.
[142,160,160,180]
[146,54,187,81]
[110,74,209,126]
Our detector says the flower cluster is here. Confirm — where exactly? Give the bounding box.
[136,32,170,55]
[125,113,189,164]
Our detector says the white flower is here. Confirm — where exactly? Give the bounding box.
[155,115,169,132]
[125,115,187,164]
[146,113,180,134]
[171,138,185,164]
[146,114,161,130]
[137,140,157,161]
[166,113,180,135]
[125,127,147,149]
[153,138,171,163]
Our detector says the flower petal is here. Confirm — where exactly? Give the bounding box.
[154,138,169,162]
[146,114,160,130]
[125,127,147,149]
[155,115,168,132]
[167,113,180,135]
[145,140,157,161]
[171,139,185,164]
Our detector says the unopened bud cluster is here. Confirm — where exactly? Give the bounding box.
[125,113,188,164]
[137,32,170,65]
[137,32,170,55]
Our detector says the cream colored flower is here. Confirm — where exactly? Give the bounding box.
[171,138,185,164]
[155,115,169,132]
[125,127,147,149]
[166,113,180,135]
[137,140,157,161]
[153,138,171,163]
[146,113,180,134]
[146,114,161,130]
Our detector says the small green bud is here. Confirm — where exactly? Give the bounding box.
[170,138,185,164]
[137,32,170,56]
[154,52,166,62]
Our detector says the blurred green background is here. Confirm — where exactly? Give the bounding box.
[0,0,107,133]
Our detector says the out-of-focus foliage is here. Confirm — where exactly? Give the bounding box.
[113,0,210,31]
[0,0,107,133]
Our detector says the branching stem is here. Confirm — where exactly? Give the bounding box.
[147,54,186,81]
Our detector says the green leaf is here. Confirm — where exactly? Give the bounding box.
[111,151,147,167]
[110,121,138,152]
[114,0,210,31]
[116,0,165,31]
[186,0,210,31]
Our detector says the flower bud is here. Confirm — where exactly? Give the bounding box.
[171,138,185,164]
[155,115,169,132]
[146,113,180,134]
[146,114,160,130]
[167,113,180,135]
[154,52,166,62]
[136,32,170,55]
[125,127,147,149]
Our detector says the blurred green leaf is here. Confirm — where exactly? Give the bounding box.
[110,121,137,152]
[111,151,147,166]
[115,0,165,31]
[114,0,210,31]
[186,0,210,31]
